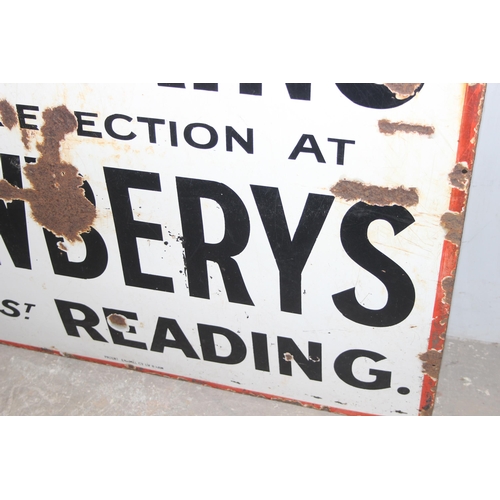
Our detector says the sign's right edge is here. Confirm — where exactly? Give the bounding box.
[419,83,487,416]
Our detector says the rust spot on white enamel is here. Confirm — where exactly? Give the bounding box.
[0,100,17,129]
[383,83,422,100]
[378,119,434,136]
[107,313,129,331]
[0,104,96,242]
[330,179,419,207]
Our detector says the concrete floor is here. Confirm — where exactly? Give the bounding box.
[0,337,499,416]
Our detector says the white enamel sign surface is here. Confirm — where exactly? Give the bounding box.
[0,84,478,415]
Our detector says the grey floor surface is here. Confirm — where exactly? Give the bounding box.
[0,337,499,416]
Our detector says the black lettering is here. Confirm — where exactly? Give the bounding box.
[55,299,108,342]
[240,84,262,96]
[336,84,423,109]
[24,303,35,313]
[198,324,246,365]
[44,181,108,279]
[103,308,147,350]
[16,104,39,130]
[150,317,200,359]
[45,227,108,279]
[169,122,178,147]
[158,83,186,88]
[278,336,322,381]
[193,84,218,91]
[184,123,218,149]
[0,154,31,269]
[104,114,137,141]
[288,134,326,163]
[225,126,253,154]
[251,332,270,372]
[327,138,356,165]
[137,117,166,144]
[334,349,391,390]
[176,177,253,305]
[332,202,416,327]
[104,167,174,293]
[251,185,334,314]
[74,112,102,138]
[0,299,20,317]
[286,84,311,101]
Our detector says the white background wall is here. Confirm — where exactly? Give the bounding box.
[447,83,500,342]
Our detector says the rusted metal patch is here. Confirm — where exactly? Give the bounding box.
[419,350,442,380]
[22,129,36,150]
[440,211,465,247]
[378,119,435,136]
[441,272,456,306]
[383,83,422,100]
[0,100,18,129]
[0,104,96,242]
[449,162,471,189]
[107,314,129,330]
[330,179,419,207]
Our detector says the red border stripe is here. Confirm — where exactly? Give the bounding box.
[419,83,486,415]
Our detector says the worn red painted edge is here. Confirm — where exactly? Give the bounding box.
[418,83,487,416]
[0,338,375,417]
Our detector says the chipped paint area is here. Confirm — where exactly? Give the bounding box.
[419,350,442,380]
[0,100,18,129]
[383,83,423,100]
[0,104,96,242]
[449,163,471,189]
[441,211,465,247]
[106,314,129,331]
[378,119,434,136]
[330,179,419,207]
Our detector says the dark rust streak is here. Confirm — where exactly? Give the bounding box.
[379,119,435,136]
[0,105,97,242]
[330,180,419,207]
[0,99,17,129]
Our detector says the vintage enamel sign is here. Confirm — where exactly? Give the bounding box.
[0,83,484,416]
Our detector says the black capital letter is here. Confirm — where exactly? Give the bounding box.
[104,167,174,293]
[150,317,200,359]
[176,177,253,305]
[198,324,247,365]
[332,202,416,327]
[278,337,322,381]
[103,308,147,350]
[0,154,31,269]
[334,350,391,390]
[251,185,334,314]
[288,134,326,163]
[104,114,137,141]
[55,299,108,342]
